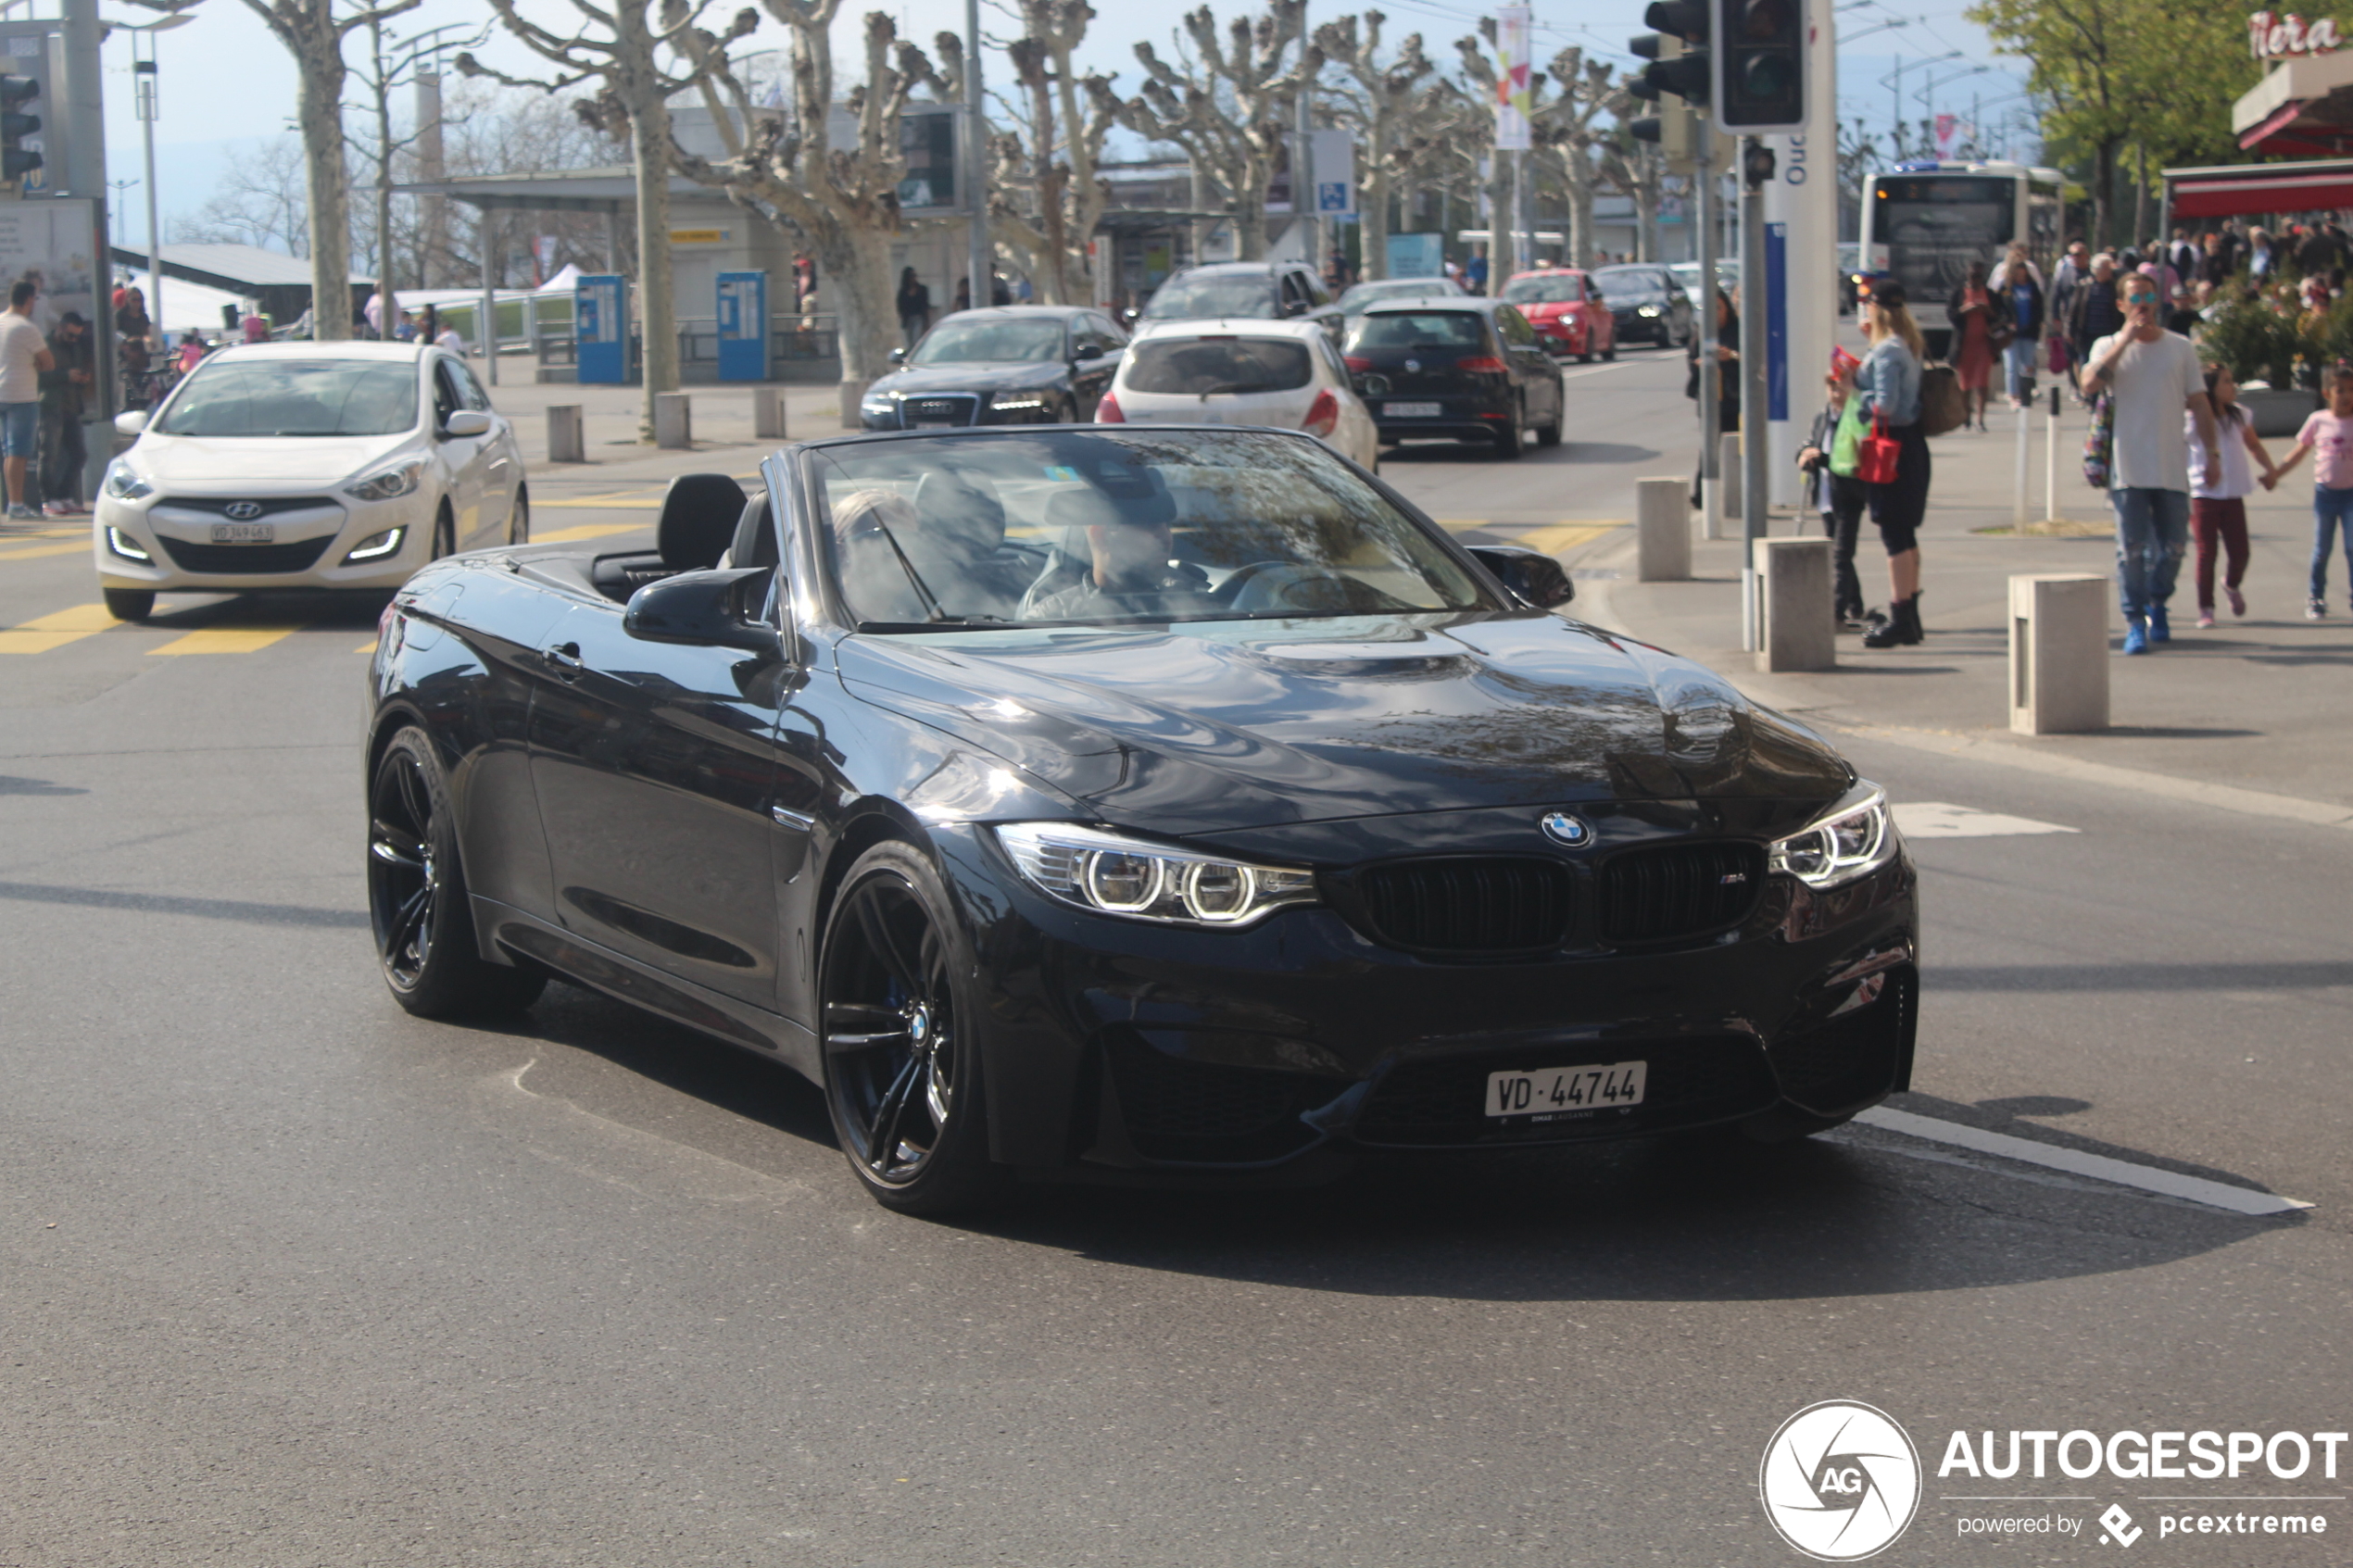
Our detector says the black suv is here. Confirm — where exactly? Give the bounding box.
[1344,297,1565,458]
[1591,264,1693,347]
[1139,262,1345,340]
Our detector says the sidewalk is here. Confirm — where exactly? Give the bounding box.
[484,375,852,483]
[1573,397,2353,817]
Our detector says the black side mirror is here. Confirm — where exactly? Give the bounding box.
[1280,298,1309,318]
[1355,372,1391,397]
[1468,546,1575,609]
[1075,342,1104,361]
[624,567,778,652]
[887,346,906,365]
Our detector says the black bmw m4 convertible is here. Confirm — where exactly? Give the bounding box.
[365,426,1918,1211]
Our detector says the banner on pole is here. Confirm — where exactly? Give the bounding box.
[1311,128,1356,215]
[1494,6,1532,152]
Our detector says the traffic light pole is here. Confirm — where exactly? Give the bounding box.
[1739,136,1769,653]
[1694,130,1720,540]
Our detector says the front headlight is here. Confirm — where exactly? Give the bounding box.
[103,459,153,500]
[861,395,896,414]
[1768,785,1899,890]
[345,458,427,502]
[993,822,1318,928]
[1636,305,1662,318]
[989,392,1047,411]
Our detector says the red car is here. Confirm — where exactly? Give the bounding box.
[1498,269,1617,362]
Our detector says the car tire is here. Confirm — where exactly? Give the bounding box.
[430,507,454,561]
[1603,335,1617,362]
[103,588,155,622]
[1579,341,1595,364]
[818,839,1011,1215]
[508,487,529,546]
[1492,399,1524,459]
[1536,404,1563,447]
[367,725,547,1019]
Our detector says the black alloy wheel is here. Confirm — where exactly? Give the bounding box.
[102,587,155,621]
[1492,396,1525,459]
[1536,397,1564,447]
[367,726,547,1018]
[818,842,1006,1213]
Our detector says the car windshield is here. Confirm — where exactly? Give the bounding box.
[1340,280,1450,313]
[154,358,419,438]
[1591,269,1665,303]
[910,318,1067,364]
[1143,273,1279,320]
[811,429,1491,630]
[1346,312,1489,350]
[1501,275,1583,305]
[1124,337,1311,395]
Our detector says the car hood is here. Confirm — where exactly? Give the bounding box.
[836,612,1853,835]
[128,430,417,487]
[873,362,1068,396]
[1515,300,1579,319]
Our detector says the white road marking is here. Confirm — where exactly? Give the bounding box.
[1893,801,2079,838]
[1854,1106,2313,1216]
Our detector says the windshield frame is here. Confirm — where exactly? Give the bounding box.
[780,426,1513,638]
[150,354,424,439]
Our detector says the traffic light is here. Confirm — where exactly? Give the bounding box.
[1714,0,1806,132]
[0,75,38,189]
[1628,1,1712,111]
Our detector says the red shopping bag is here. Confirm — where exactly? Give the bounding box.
[1856,411,1901,485]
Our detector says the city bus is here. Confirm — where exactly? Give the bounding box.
[1858,161,2065,356]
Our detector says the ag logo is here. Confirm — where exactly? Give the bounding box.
[1759,1400,1921,1561]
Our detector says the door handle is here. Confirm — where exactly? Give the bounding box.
[545,641,584,680]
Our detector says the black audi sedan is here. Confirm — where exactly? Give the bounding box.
[365,428,1919,1213]
[1344,297,1566,456]
[1591,263,1695,347]
[859,306,1127,429]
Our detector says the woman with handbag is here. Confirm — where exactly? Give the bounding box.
[1841,282,1931,648]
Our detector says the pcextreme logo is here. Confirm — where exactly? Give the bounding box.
[1760,1400,1924,1561]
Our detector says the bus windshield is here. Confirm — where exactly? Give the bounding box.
[1872,175,2016,307]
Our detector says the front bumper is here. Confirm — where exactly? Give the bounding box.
[929,817,1919,1175]
[94,489,434,594]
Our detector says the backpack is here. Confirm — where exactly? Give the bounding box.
[2082,393,2114,488]
[1918,363,1967,437]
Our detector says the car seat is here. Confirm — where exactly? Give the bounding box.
[590,471,748,601]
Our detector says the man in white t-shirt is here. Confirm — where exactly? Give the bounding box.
[0,279,56,522]
[434,325,465,357]
[2080,270,2219,655]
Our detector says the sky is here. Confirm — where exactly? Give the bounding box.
[85,0,2028,257]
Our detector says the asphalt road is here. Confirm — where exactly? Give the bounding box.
[4,345,2348,1567]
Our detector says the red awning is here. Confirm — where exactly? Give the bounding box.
[2171,166,2353,218]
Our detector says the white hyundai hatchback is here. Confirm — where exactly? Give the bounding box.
[94,341,526,621]
[1097,318,1381,470]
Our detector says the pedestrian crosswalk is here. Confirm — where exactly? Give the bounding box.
[0,603,117,655]
[0,603,370,657]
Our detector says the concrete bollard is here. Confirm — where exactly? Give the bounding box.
[547,404,586,464]
[1754,538,1836,672]
[1635,477,1691,582]
[2008,572,2109,734]
[752,387,787,441]
[654,392,692,449]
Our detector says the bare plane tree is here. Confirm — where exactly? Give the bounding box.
[461,0,756,440]
[1312,12,1433,282]
[1121,3,1316,264]
[988,0,1121,305]
[1533,48,1619,270]
[240,0,423,341]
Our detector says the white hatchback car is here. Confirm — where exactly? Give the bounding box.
[1097,318,1380,470]
[94,341,526,621]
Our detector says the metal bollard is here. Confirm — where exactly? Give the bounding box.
[547,404,586,464]
[752,387,787,441]
[1635,477,1691,582]
[1705,431,1743,540]
[654,392,692,449]
[1754,538,1836,672]
[2008,572,2108,734]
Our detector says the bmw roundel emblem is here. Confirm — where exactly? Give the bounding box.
[1540,810,1593,848]
[1403,358,1421,373]
[223,501,264,521]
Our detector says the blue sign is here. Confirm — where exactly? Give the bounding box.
[1316,181,1353,216]
[1766,222,1789,423]
[716,270,769,383]
[576,273,628,385]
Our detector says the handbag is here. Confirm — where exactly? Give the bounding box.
[2046,333,2071,375]
[1857,410,1902,485]
[1830,396,1869,477]
[2082,393,2113,488]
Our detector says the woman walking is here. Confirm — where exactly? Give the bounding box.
[1842,282,1931,648]
[1948,260,1998,431]
[1993,244,2045,408]
[2186,363,2274,626]
[896,267,931,350]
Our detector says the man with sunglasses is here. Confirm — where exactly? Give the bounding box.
[2080,272,2221,654]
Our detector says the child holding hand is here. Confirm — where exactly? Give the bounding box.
[2185,362,2275,626]
[2265,360,2353,619]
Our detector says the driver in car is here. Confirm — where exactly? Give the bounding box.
[1019,492,1208,620]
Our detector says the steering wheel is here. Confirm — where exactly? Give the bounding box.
[1222,561,1364,614]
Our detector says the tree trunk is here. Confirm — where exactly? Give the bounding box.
[1361,114,1390,280]
[1566,162,1592,270]
[825,222,899,402]
[627,82,677,443]
[2132,143,2149,251]
[297,51,351,342]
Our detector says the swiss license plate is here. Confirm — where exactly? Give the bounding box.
[1486,1061,1648,1121]
[209,522,274,544]
[1385,401,1441,418]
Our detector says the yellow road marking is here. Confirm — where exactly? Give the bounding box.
[1513,522,1620,554]
[534,495,665,509]
[0,541,89,561]
[355,637,380,654]
[0,601,119,654]
[533,522,647,544]
[149,624,303,656]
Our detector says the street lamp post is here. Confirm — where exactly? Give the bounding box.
[109,14,194,336]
